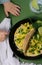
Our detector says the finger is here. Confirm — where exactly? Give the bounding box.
[15,11,20,16]
[9,10,18,16]
[14,4,20,9]
[11,8,20,16]
[4,9,9,17]
[14,7,20,14]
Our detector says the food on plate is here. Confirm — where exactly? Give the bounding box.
[22,28,35,54]
[38,27,42,36]
[14,22,42,57]
[31,0,39,10]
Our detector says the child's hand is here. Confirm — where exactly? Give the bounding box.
[0,31,9,42]
[3,2,20,17]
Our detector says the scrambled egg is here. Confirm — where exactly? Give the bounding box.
[14,22,42,57]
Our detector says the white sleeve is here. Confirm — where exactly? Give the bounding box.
[0,0,10,4]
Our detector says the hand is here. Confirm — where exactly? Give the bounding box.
[3,2,20,17]
[0,30,9,42]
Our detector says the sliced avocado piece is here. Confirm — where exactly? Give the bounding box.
[32,0,39,10]
[38,27,42,36]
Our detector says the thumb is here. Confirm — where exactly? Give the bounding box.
[4,9,9,17]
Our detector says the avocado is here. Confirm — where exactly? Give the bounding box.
[38,27,42,36]
[32,0,39,10]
